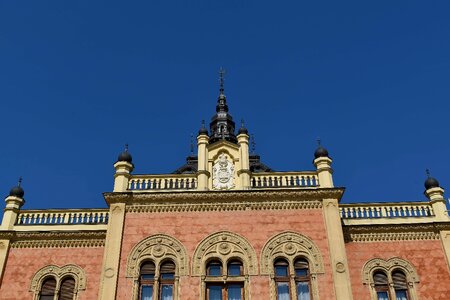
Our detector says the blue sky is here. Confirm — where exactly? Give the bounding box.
[1,1,449,211]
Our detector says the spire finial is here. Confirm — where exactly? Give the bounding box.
[18,176,22,187]
[190,134,194,155]
[317,137,321,146]
[251,134,256,154]
[426,169,431,178]
[241,119,245,128]
[219,67,226,94]
[125,143,129,152]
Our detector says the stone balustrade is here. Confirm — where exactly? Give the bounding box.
[251,172,319,188]
[340,202,434,219]
[16,209,109,225]
[128,174,197,191]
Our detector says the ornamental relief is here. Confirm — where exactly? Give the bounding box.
[362,257,420,285]
[126,234,189,278]
[260,231,324,275]
[192,231,258,276]
[30,264,86,293]
[213,153,235,190]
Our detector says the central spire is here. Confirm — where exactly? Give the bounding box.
[209,68,237,144]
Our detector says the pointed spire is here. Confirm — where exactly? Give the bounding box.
[426,168,431,178]
[198,119,208,135]
[238,118,249,135]
[219,67,226,95]
[17,176,22,187]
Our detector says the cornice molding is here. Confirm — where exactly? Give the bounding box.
[104,188,344,206]
[344,223,446,243]
[0,231,106,248]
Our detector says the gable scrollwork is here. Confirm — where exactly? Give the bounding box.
[126,234,189,278]
[260,231,324,275]
[362,257,420,285]
[192,231,258,276]
[30,264,86,293]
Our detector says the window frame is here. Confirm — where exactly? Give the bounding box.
[204,259,246,300]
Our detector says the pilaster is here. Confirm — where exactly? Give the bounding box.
[237,133,251,189]
[113,161,134,192]
[197,134,210,190]
[322,198,353,300]
[98,202,126,300]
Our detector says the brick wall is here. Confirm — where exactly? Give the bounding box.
[116,208,336,300]
[346,240,450,300]
[0,246,104,300]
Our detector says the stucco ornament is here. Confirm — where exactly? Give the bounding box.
[30,264,86,294]
[213,153,235,190]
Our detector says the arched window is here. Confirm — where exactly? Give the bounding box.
[294,258,311,300]
[392,270,408,300]
[274,259,290,300]
[363,258,419,300]
[138,260,176,300]
[32,265,85,300]
[39,277,56,300]
[373,271,389,300]
[261,232,324,300]
[58,277,76,300]
[205,259,245,300]
[139,261,155,300]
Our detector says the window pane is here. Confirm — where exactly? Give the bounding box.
[395,290,408,300]
[208,263,222,276]
[228,284,242,300]
[208,285,223,300]
[277,282,290,300]
[275,265,289,277]
[40,278,56,296]
[141,274,154,280]
[161,273,175,280]
[141,285,153,300]
[161,284,173,300]
[297,282,310,300]
[228,263,242,276]
[295,268,308,277]
[377,291,389,300]
[58,277,75,300]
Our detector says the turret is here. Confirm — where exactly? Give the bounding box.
[313,140,334,188]
[424,170,448,221]
[113,145,134,192]
[1,178,25,229]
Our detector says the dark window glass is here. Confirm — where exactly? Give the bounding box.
[392,270,408,300]
[297,281,310,300]
[294,258,311,300]
[228,261,242,276]
[276,282,290,300]
[139,262,155,300]
[208,261,222,276]
[159,261,175,300]
[208,285,223,300]
[274,259,289,277]
[228,284,242,300]
[374,271,390,300]
[141,286,153,300]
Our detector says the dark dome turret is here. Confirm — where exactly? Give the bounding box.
[9,177,24,198]
[117,144,132,163]
[314,139,329,159]
[198,120,209,135]
[424,169,440,190]
[238,120,248,135]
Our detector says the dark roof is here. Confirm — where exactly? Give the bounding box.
[173,155,198,174]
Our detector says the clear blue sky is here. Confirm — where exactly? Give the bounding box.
[1,1,449,211]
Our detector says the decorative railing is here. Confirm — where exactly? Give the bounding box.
[251,172,319,189]
[340,202,434,219]
[16,209,109,225]
[128,174,197,191]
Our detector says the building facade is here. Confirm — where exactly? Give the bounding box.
[1,83,450,300]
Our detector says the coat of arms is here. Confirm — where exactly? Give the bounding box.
[213,153,235,190]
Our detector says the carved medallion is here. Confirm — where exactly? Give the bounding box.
[213,153,235,190]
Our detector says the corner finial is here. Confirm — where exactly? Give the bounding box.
[251,134,256,154]
[219,67,226,95]
[190,133,194,155]
[18,176,22,187]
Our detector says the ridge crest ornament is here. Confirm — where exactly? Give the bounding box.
[213,153,235,190]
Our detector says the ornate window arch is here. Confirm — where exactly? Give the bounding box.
[126,234,189,300]
[362,257,420,300]
[260,231,324,300]
[192,231,258,300]
[30,264,86,300]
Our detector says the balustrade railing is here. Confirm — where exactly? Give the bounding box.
[340,203,434,219]
[16,209,109,225]
[128,174,197,191]
[251,172,319,188]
